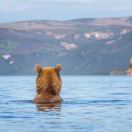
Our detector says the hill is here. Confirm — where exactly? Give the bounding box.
[0,17,132,75]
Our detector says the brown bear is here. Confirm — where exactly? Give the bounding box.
[33,64,62,103]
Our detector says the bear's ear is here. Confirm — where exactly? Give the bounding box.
[55,64,61,73]
[35,64,43,74]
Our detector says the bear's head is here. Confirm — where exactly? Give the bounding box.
[34,64,62,103]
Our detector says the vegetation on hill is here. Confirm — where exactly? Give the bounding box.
[0,17,132,75]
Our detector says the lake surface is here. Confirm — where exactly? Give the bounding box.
[0,76,132,132]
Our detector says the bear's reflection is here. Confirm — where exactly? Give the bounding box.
[36,102,61,112]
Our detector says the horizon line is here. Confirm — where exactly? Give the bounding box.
[0,15,132,24]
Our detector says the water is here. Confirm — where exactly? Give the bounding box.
[0,76,132,132]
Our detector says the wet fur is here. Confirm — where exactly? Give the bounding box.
[34,65,62,103]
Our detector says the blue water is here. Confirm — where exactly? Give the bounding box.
[0,76,132,132]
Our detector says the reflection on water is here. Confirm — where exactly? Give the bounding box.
[36,102,61,112]
[0,76,132,132]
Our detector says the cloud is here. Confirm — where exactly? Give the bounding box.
[0,0,43,11]
[0,0,132,12]
[0,0,132,22]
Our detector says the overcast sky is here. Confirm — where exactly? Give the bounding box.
[0,0,132,23]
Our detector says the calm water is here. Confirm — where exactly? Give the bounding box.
[0,76,132,132]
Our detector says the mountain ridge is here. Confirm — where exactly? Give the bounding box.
[0,16,131,75]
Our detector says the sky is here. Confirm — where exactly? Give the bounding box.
[0,0,132,23]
